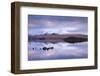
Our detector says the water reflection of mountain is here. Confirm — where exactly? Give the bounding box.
[28,42,88,60]
[28,34,88,43]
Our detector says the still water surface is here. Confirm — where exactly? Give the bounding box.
[28,42,88,61]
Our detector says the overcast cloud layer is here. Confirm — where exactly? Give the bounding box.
[28,15,88,35]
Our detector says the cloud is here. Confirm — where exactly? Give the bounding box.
[28,26,79,35]
[28,15,88,35]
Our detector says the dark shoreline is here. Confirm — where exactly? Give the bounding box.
[28,34,88,43]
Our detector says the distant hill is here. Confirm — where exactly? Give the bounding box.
[28,34,87,43]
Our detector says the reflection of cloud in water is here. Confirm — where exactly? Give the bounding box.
[42,50,56,57]
[28,42,88,60]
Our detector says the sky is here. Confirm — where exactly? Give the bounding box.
[28,15,88,35]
